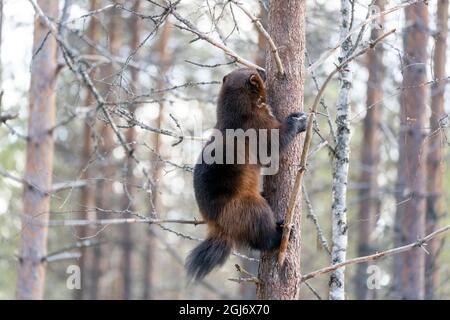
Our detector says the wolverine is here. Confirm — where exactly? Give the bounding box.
[186,68,307,280]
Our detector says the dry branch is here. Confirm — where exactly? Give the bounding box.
[231,0,284,75]
[1,169,87,194]
[0,112,19,123]
[47,217,205,227]
[228,264,261,284]
[163,0,263,71]
[301,224,450,282]
[51,180,88,193]
[303,185,331,255]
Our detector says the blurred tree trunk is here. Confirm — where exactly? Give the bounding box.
[354,0,384,301]
[119,0,142,300]
[77,0,99,301]
[329,0,353,300]
[425,0,448,300]
[92,3,123,300]
[0,0,3,85]
[142,19,172,300]
[257,0,306,300]
[16,0,59,300]
[240,3,268,301]
[393,2,429,300]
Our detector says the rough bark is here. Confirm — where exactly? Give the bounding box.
[257,0,306,300]
[425,0,448,300]
[329,0,353,300]
[16,0,58,300]
[393,2,429,300]
[355,0,384,301]
[77,0,99,300]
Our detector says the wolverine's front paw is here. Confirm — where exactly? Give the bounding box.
[287,112,308,134]
[276,219,284,232]
[276,219,295,241]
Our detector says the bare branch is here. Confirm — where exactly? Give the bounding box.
[301,224,450,282]
[302,184,331,255]
[163,0,263,71]
[42,240,101,263]
[0,112,18,123]
[156,224,259,262]
[51,180,88,193]
[228,263,262,285]
[47,217,205,227]
[308,0,424,72]
[228,277,261,284]
[231,0,284,75]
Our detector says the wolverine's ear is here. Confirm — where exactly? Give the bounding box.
[249,74,260,87]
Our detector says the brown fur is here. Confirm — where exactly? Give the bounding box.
[186,68,306,280]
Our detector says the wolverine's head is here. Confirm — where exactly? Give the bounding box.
[221,67,266,96]
[216,68,270,129]
[218,68,267,113]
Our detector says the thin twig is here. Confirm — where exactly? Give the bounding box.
[303,281,323,300]
[47,217,205,227]
[156,224,259,262]
[228,263,262,285]
[62,4,116,25]
[303,184,331,255]
[42,239,101,263]
[51,180,88,193]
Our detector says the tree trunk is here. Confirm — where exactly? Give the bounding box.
[77,0,99,301]
[119,0,143,300]
[425,0,448,300]
[91,4,123,300]
[16,0,59,300]
[393,2,429,300]
[355,0,384,301]
[257,0,306,300]
[142,19,172,300]
[329,0,353,300]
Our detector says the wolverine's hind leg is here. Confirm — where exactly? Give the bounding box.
[217,196,282,251]
[247,201,283,251]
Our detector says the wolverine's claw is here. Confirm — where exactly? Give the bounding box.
[287,112,308,133]
[291,113,307,121]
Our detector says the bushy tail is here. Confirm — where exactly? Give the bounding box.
[185,233,232,281]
